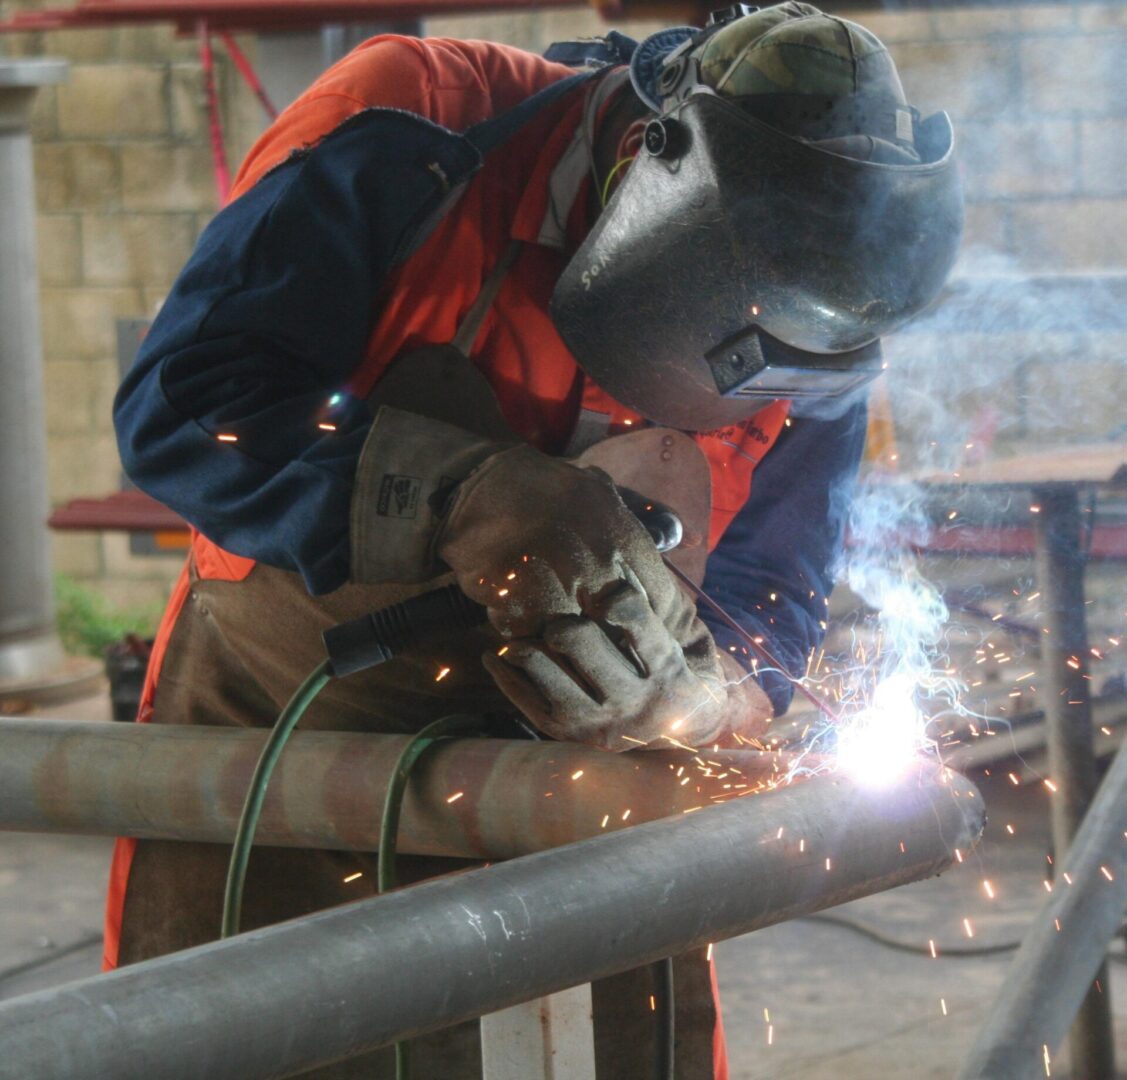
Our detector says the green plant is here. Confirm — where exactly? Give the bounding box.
[54,575,161,658]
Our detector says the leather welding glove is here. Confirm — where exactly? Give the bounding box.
[436,446,774,748]
[351,407,771,747]
[481,581,773,750]
[351,405,680,634]
[351,406,511,585]
[434,440,686,637]
[349,405,667,613]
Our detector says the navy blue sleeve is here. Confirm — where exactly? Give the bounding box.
[699,400,867,715]
[113,111,480,595]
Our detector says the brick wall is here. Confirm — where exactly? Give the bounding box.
[0,2,260,608]
[2,3,1124,604]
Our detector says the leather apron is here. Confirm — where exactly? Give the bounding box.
[116,246,721,1079]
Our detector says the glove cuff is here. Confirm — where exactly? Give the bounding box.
[351,407,507,584]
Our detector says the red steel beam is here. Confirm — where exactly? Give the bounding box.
[47,489,188,533]
[0,0,584,34]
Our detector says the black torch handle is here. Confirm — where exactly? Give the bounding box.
[322,488,682,678]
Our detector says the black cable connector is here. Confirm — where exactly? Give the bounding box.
[323,584,487,677]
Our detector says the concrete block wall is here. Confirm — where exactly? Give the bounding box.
[854,2,1127,465]
[2,2,1124,600]
[0,0,261,609]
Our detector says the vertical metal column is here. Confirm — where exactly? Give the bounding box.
[254,22,419,116]
[0,60,68,684]
[1031,484,1115,1080]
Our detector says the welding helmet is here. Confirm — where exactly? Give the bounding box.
[550,2,964,429]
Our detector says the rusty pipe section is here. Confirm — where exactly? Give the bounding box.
[0,764,985,1080]
[0,717,794,858]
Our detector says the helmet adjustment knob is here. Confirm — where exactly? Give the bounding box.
[643,117,685,160]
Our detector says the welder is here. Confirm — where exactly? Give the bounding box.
[109,4,962,1076]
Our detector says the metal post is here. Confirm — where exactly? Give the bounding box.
[1031,485,1115,1079]
[0,717,799,858]
[0,765,984,1080]
[0,60,67,686]
[254,21,418,116]
[958,724,1127,1079]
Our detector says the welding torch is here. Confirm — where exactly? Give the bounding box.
[321,489,684,677]
[321,491,838,722]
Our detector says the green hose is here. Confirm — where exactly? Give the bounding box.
[377,714,485,892]
[376,713,486,1079]
[221,662,674,1080]
[222,659,485,1080]
[221,659,332,940]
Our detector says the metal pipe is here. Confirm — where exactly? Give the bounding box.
[1032,485,1115,1079]
[0,717,795,858]
[0,60,68,684]
[958,726,1127,1080]
[0,764,984,1080]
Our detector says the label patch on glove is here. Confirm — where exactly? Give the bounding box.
[377,474,422,519]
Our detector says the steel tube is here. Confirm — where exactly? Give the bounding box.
[0,717,794,858]
[1032,485,1115,1079]
[958,727,1127,1080]
[0,764,984,1080]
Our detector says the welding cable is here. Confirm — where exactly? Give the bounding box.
[376,714,490,893]
[221,659,332,939]
[229,558,705,1075]
[375,714,493,1080]
[804,911,1127,961]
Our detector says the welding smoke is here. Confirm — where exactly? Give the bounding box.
[842,477,948,685]
[830,251,1127,761]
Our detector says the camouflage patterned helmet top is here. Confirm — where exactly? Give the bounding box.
[691,3,920,162]
[695,1,895,96]
[551,2,965,430]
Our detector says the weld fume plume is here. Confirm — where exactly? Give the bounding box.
[811,248,1127,785]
